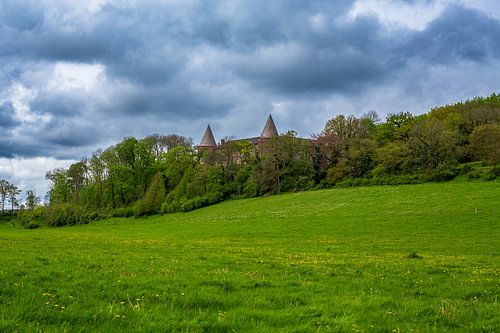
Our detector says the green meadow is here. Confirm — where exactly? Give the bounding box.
[1,181,499,332]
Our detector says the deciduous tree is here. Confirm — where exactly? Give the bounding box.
[0,179,10,215]
[7,184,21,214]
[25,189,40,210]
[469,124,500,174]
[408,118,457,171]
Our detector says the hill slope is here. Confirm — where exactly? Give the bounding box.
[1,181,499,331]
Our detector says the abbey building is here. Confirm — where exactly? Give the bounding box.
[198,115,279,153]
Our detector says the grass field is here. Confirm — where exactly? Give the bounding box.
[1,181,499,332]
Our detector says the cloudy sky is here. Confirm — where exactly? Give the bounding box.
[1,0,500,199]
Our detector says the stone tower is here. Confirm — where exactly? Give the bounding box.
[198,124,217,153]
[260,114,278,138]
[258,115,278,152]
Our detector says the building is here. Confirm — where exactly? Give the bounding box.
[197,115,279,153]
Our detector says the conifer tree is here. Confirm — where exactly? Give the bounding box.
[135,172,166,216]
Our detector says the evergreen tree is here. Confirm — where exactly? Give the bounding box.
[135,172,166,216]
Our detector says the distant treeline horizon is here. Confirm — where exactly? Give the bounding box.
[10,93,500,228]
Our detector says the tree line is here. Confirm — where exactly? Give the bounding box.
[0,179,40,216]
[17,93,500,228]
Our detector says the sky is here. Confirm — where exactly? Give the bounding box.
[1,0,500,200]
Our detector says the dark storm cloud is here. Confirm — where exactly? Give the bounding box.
[230,15,394,94]
[0,112,103,159]
[407,5,500,63]
[0,0,44,31]
[109,84,237,118]
[0,102,19,129]
[228,5,500,94]
[0,1,356,83]
[41,119,102,148]
[0,139,45,158]
[31,92,89,117]
[1,10,128,63]
[0,0,500,160]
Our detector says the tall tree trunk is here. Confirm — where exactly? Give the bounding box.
[110,182,115,208]
[98,183,103,208]
[120,189,125,206]
[275,164,281,195]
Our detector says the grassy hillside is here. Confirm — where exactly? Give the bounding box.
[1,181,499,332]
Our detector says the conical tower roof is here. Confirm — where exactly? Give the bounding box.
[260,114,278,138]
[199,124,217,147]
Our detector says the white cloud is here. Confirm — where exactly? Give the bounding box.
[458,0,500,20]
[348,0,500,30]
[1,83,50,126]
[49,62,104,92]
[349,0,450,30]
[309,13,327,32]
[0,157,76,202]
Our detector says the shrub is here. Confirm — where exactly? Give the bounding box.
[161,199,181,214]
[466,168,497,181]
[281,176,315,193]
[205,192,223,205]
[429,165,459,182]
[180,198,194,212]
[138,172,166,217]
[87,211,99,220]
[161,192,223,214]
[24,221,40,229]
[113,206,134,218]
[458,164,473,175]
[326,163,349,185]
[243,180,259,198]
[332,174,431,188]
[16,206,46,229]
[44,204,87,226]
[334,178,354,187]
[351,178,369,187]
[467,170,483,180]
[484,172,497,181]
[133,200,147,217]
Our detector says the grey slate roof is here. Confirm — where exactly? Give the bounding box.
[199,125,217,147]
[229,137,260,145]
[260,114,278,138]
